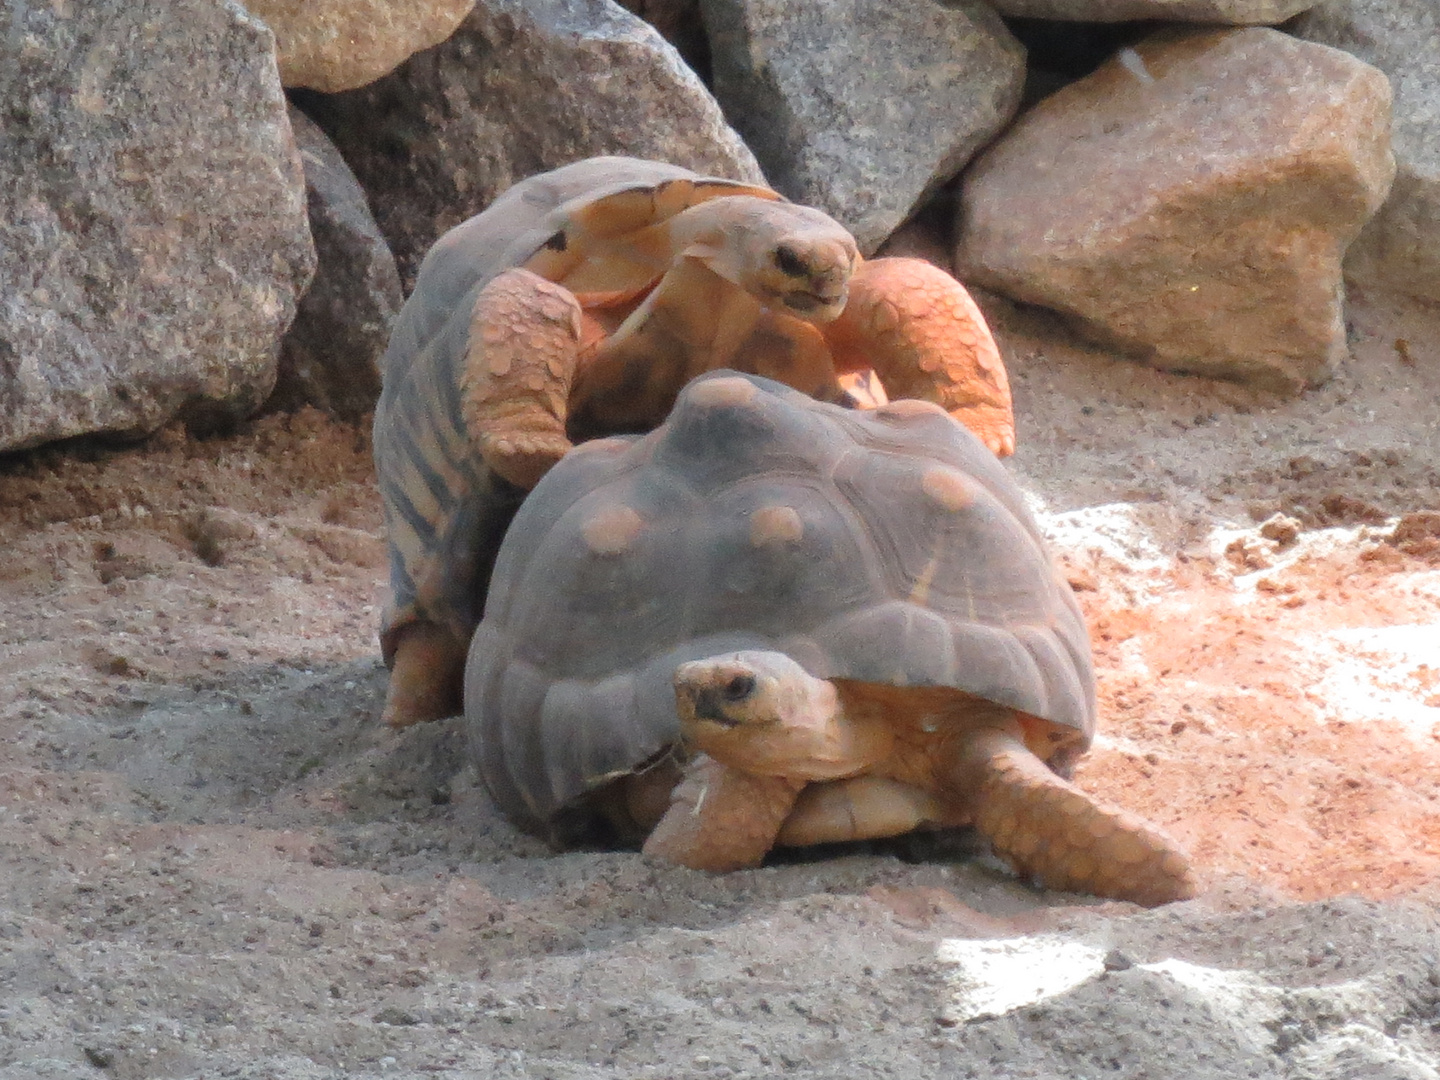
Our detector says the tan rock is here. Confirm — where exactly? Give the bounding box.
[244,0,475,92]
[1290,0,1440,304]
[956,28,1395,393]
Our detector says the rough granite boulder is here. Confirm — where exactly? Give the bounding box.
[616,0,710,76]
[956,28,1394,393]
[0,0,315,454]
[242,0,476,92]
[700,0,1025,254]
[983,0,1317,21]
[1290,0,1440,305]
[305,0,763,289]
[267,109,402,420]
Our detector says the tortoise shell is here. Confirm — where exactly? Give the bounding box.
[374,157,781,660]
[465,372,1094,835]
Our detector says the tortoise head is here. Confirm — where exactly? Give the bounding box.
[673,651,887,780]
[674,650,832,728]
[669,198,860,324]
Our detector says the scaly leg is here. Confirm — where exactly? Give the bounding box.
[642,754,805,872]
[953,718,1198,907]
[382,621,468,729]
[459,268,584,490]
[823,257,1015,457]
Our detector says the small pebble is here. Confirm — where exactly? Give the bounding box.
[83,1047,114,1068]
[1103,949,1134,972]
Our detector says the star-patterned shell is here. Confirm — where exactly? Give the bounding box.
[466,372,1094,833]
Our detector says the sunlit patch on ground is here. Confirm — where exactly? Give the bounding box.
[1037,500,1440,899]
[1032,501,1174,577]
[1300,624,1440,740]
[936,936,1106,1022]
[936,940,1438,1076]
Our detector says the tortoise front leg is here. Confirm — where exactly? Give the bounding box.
[822,257,1015,457]
[952,716,1198,907]
[643,754,806,872]
[459,267,584,490]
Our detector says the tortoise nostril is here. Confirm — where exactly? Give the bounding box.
[773,244,808,278]
[723,674,757,701]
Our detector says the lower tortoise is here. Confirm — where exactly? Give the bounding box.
[466,372,1196,907]
[374,156,1010,729]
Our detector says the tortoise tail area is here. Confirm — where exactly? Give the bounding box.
[958,727,1198,907]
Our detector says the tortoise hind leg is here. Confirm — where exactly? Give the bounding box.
[822,257,1015,457]
[954,720,1198,907]
[460,267,584,490]
[382,621,468,729]
[382,268,581,729]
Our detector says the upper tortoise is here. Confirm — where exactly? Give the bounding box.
[466,372,1196,907]
[373,157,1012,729]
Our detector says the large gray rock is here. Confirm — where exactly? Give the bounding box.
[984,0,1317,22]
[700,0,1025,254]
[0,0,314,453]
[956,28,1394,394]
[243,0,476,92]
[616,0,709,76]
[268,109,402,420]
[1290,0,1440,304]
[307,0,763,290]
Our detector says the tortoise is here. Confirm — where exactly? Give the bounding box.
[374,156,1011,729]
[465,371,1196,907]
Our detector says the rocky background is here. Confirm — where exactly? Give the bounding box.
[2,0,1435,451]
[3,1,1440,1078]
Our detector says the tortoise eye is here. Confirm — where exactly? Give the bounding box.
[773,245,808,277]
[722,674,757,701]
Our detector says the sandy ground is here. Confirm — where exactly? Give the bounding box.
[2,288,1439,1079]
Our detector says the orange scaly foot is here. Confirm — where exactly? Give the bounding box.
[824,257,1014,457]
[962,727,1197,907]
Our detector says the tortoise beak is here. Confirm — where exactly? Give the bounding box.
[689,687,742,727]
[784,286,848,315]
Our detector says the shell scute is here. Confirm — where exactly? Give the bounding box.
[690,478,886,639]
[494,654,553,822]
[539,675,644,809]
[817,602,962,688]
[831,451,1053,628]
[504,471,699,679]
[648,375,845,496]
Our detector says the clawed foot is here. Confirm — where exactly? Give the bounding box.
[642,754,804,872]
[824,258,1015,458]
[460,267,582,491]
[959,726,1198,907]
[382,621,468,728]
[479,429,574,490]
